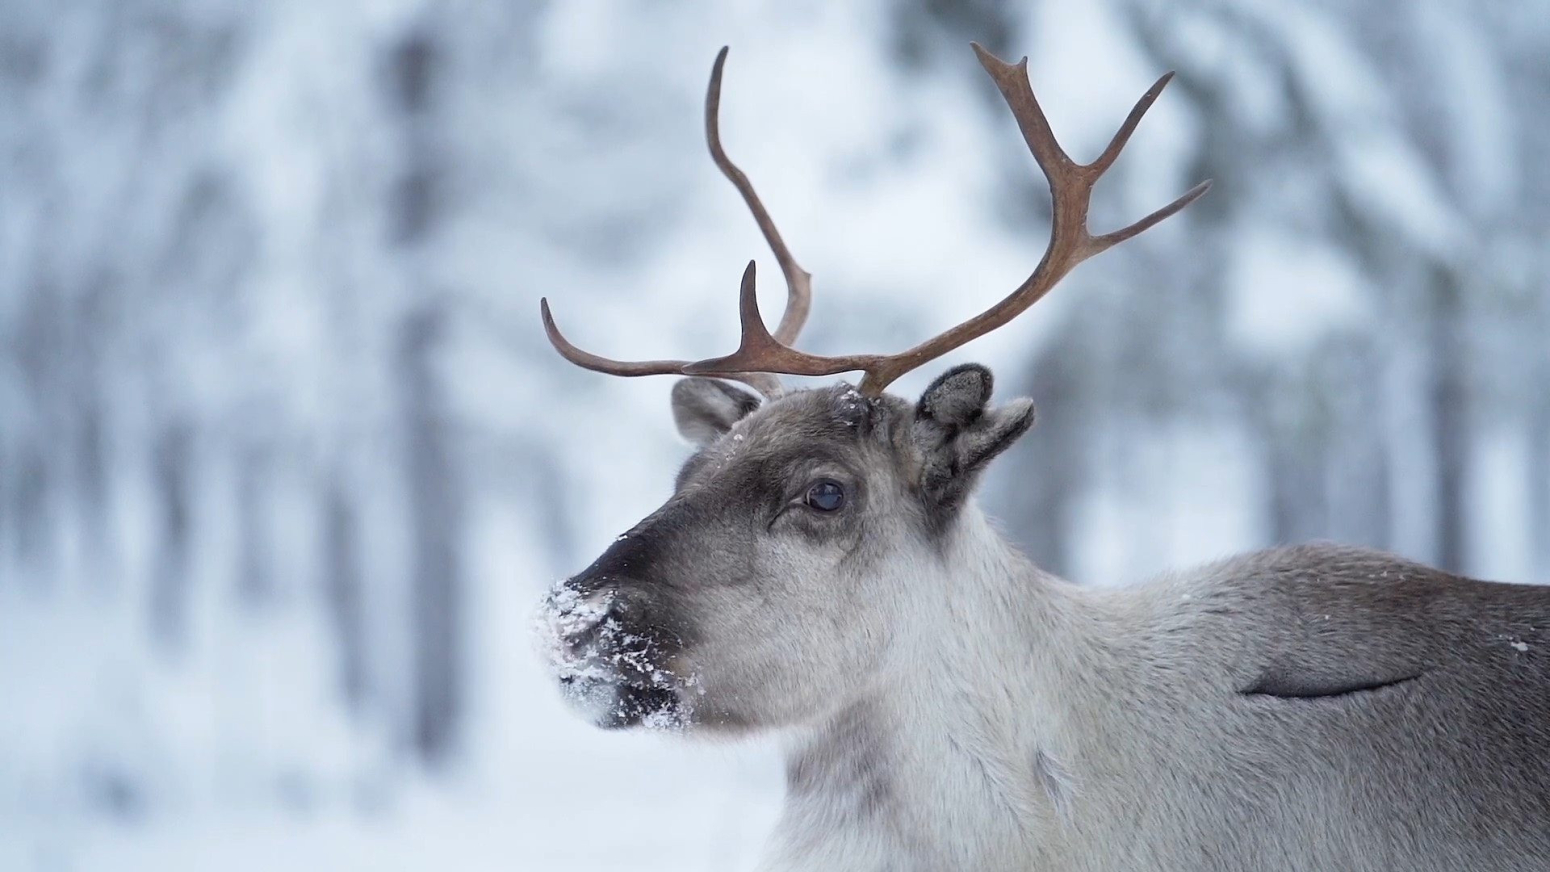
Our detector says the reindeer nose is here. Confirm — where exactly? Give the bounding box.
[549,585,617,652]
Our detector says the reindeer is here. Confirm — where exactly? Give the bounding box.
[534,44,1550,871]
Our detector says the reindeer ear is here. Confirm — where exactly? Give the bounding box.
[912,364,1035,513]
[671,378,760,446]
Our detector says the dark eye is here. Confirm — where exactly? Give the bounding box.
[804,479,846,512]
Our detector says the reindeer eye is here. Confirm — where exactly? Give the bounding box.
[804,479,846,512]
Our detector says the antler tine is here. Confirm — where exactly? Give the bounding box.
[1091,179,1212,253]
[1088,71,1173,177]
[706,47,813,346]
[686,262,874,378]
[540,298,691,377]
[969,44,1074,180]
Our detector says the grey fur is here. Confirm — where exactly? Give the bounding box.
[913,364,1035,520]
[672,377,761,446]
[537,370,1550,871]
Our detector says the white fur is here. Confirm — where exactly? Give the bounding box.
[754,503,1550,871]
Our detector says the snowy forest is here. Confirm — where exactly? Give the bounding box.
[2,0,1547,869]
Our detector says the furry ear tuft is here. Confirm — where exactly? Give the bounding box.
[671,378,760,446]
[913,365,1035,516]
[917,364,994,428]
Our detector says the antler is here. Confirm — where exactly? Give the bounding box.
[542,44,1211,397]
[540,47,810,397]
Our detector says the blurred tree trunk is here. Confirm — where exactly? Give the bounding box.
[72,280,112,584]
[235,443,272,605]
[13,283,61,587]
[323,473,369,713]
[1008,341,1083,577]
[397,305,463,765]
[75,393,109,580]
[388,24,464,765]
[11,443,52,586]
[1532,329,1550,581]
[1263,403,1328,545]
[1427,266,1469,573]
[0,440,6,586]
[149,418,194,651]
[1324,340,1391,550]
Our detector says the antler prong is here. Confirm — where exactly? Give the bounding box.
[541,296,783,396]
[706,48,812,346]
[970,43,1073,177]
[540,298,692,377]
[1089,71,1175,176]
[1090,179,1213,253]
[686,264,872,379]
[735,260,778,352]
[686,261,782,372]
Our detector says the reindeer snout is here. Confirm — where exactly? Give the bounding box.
[543,585,617,656]
[535,576,689,729]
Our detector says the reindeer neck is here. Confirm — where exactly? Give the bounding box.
[769,503,1104,870]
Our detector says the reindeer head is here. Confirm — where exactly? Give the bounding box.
[535,45,1207,731]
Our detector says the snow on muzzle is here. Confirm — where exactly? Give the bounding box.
[534,580,695,730]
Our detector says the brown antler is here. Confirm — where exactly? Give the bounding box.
[543,44,1210,397]
[540,47,810,396]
